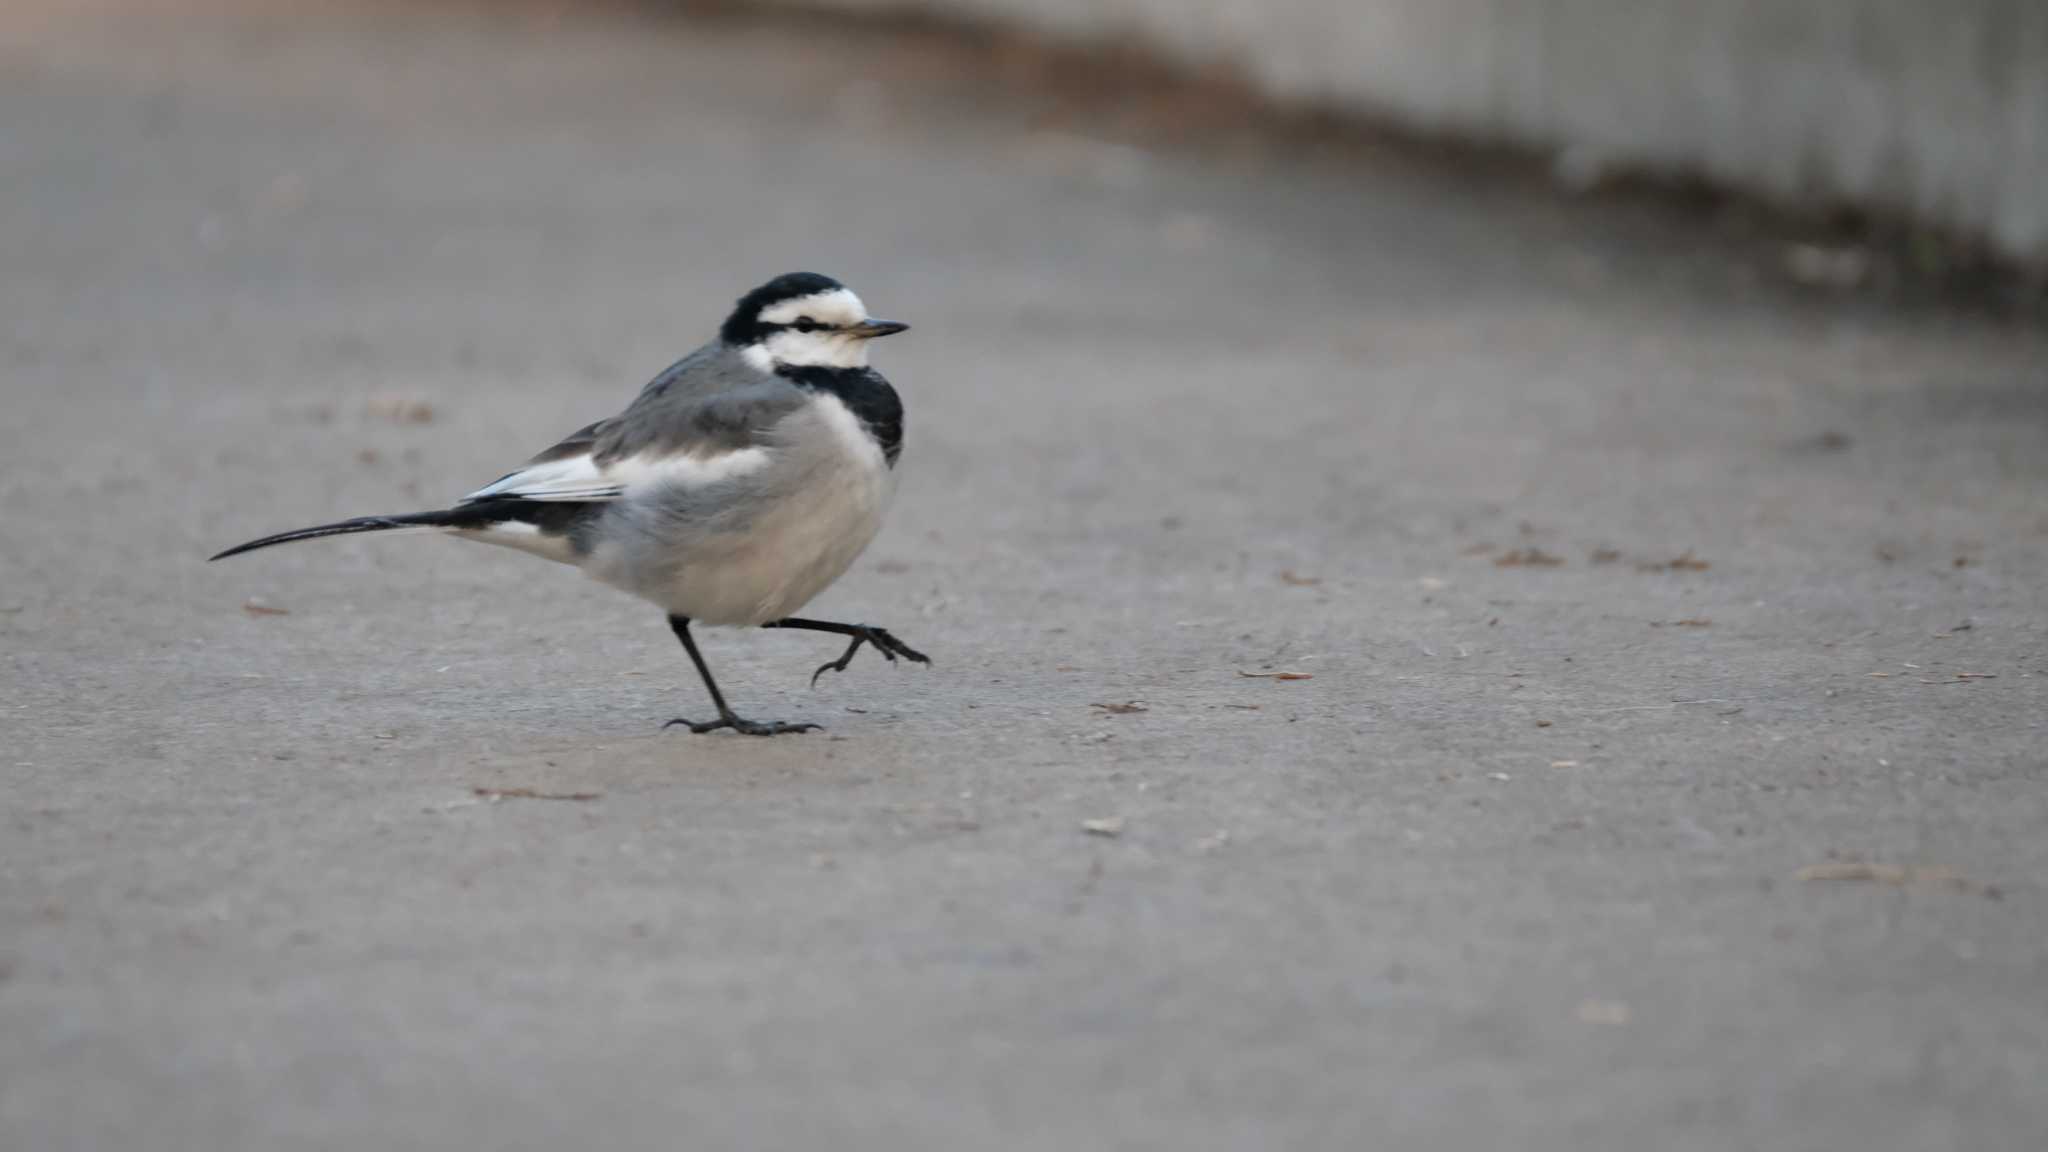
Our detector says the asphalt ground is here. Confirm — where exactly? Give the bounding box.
[3,2,2046,1149]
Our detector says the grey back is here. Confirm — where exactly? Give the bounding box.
[522,342,811,468]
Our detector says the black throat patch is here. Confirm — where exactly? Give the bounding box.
[778,366,904,466]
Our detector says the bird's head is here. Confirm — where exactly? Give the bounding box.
[721,272,908,372]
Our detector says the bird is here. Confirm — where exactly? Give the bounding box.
[212,271,927,736]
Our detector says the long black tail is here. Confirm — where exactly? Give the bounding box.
[209,508,488,561]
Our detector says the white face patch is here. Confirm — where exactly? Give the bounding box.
[746,287,874,370]
[757,327,869,370]
[758,288,866,327]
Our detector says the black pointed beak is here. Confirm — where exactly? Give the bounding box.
[849,319,909,339]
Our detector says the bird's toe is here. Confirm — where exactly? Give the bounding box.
[666,715,818,736]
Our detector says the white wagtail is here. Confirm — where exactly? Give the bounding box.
[213,272,927,736]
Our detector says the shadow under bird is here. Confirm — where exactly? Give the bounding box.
[212,272,927,735]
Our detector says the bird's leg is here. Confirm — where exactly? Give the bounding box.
[662,616,818,736]
[762,617,931,687]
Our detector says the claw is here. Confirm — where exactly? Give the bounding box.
[807,627,931,688]
[870,628,931,666]
[810,634,867,687]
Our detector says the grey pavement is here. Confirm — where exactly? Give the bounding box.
[3,3,2046,1149]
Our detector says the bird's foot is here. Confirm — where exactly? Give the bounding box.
[664,715,820,737]
[811,626,933,687]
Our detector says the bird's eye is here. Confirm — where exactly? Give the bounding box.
[792,317,820,333]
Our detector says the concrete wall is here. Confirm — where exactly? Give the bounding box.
[787,0,2048,261]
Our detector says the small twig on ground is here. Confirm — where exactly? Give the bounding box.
[473,787,601,802]
[1796,861,1995,897]
[1584,698,1743,712]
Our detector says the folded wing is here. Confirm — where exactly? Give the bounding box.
[459,378,807,507]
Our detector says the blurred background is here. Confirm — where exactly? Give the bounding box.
[795,0,2048,267]
[3,2,2045,1150]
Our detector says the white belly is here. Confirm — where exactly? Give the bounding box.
[652,473,891,625]
[587,394,896,625]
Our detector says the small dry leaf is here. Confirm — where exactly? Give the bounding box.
[1953,672,1996,681]
[1550,760,1580,768]
[1644,551,1711,572]
[1238,670,1312,681]
[241,601,290,617]
[1534,719,1553,728]
[1091,701,1149,715]
[365,395,436,424]
[1278,570,1322,587]
[1082,816,1125,837]
[1495,548,1565,568]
